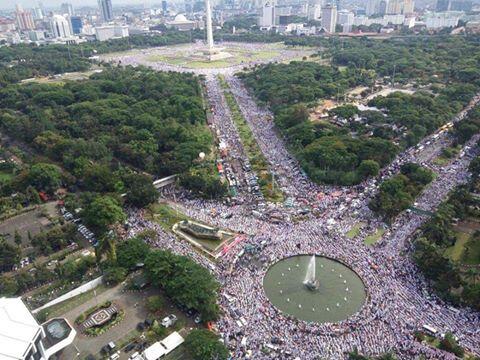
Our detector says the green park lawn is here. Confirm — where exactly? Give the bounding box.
[346,222,365,239]
[444,221,480,265]
[444,232,470,262]
[147,203,189,231]
[364,228,385,246]
[0,170,14,181]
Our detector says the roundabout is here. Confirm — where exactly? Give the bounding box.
[263,255,366,324]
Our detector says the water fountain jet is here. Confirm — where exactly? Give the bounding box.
[303,255,319,290]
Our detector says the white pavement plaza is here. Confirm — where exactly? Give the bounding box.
[106,43,480,359]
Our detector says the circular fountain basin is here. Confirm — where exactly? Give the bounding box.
[263,255,366,323]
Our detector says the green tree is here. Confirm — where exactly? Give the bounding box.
[146,295,165,313]
[27,163,62,193]
[0,238,21,272]
[82,196,126,234]
[144,250,220,321]
[469,156,480,178]
[438,332,464,357]
[124,174,158,208]
[117,237,150,270]
[185,329,229,360]
[14,229,22,246]
[357,160,380,180]
[0,275,18,295]
[103,266,127,286]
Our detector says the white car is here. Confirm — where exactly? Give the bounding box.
[161,314,177,328]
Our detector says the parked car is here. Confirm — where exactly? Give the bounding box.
[161,314,177,328]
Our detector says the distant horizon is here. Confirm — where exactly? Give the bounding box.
[0,0,171,11]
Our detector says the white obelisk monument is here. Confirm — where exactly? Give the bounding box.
[203,0,231,60]
[205,0,214,54]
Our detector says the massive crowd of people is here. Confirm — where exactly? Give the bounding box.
[108,46,480,359]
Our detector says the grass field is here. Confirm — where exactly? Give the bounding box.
[445,220,480,265]
[145,46,281,69]
[364,228,385,246]
[0,170,13,181]
[444,232,470,262]
[147,203,189,231]
[38,284,108,320]
[346,222,365,239]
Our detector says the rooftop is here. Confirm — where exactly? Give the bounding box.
[0,297,41,360]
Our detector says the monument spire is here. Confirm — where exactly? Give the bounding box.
[205,0,214,52]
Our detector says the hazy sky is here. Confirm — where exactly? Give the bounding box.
[0,0,151,10]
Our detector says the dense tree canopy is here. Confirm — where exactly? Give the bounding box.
[369,163,433,220]
[0,32,201,86]
[413,174,480,310]
[239,35,480,185]
[144,249,220,321]
[0,67,219,199]
[185,329,229,360]
[82,195,126,234]
[116,237,150,270]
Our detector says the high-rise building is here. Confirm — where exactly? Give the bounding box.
[321,3,337,33]
[162,0,168,14]
[98,0,113,22]
[50,14,72,38]
[60,2,74,16]
[337,9,354,26]
[366,0,380,15]
[379,0,388,14]
[15,4,35,31]
[450,0,472,11]
[403,0,414,13]
[436,0,451,11]
[307,5,321,20]
[33,6,44,19]
[386,0,402,14]
[259,0,275,28]
[70,15,83,34]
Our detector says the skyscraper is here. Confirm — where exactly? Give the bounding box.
[98,0,113,22]
[366,0,380,15]
[321,3,337,33]
[259,0,275,28]
[15,4,35,31]
[50,14,72,37]
[162,0,168,14]
[60,2,74,16]
[70,15,83,34]
[436,0,451,11]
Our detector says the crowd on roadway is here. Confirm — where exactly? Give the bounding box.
[106,49,480,358]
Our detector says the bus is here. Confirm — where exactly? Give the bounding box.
[422,324,438,336]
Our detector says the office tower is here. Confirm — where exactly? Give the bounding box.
[366,0,379,15]
[98,0,114,22]
[259,0,275,27]
[436,0,451,11]
[321,3,337,33]
[403,0,414,13]
[15,4,35,31]
[386,0,402,14]
[33,6,44,19]
[450,0,471,11]
[379,0,388,14]
[337,9,354,26]
[60,3,74,16]
[70,15,83,34]
[162,0,168,14]
[308,4,321,20]
[50,14,72,38]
